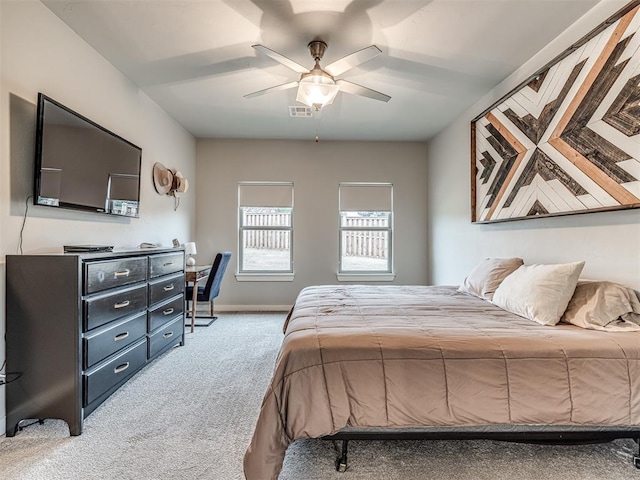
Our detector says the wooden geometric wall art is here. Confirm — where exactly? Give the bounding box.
[471,1,640,223]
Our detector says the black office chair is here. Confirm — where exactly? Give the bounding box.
[186,251,231,327]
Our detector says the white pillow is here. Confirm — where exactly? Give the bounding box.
[492,261,585,326]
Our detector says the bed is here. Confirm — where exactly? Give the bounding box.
[244,284,640,480]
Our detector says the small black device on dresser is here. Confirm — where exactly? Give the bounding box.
[63,244,114,253]
[5,247,186,436]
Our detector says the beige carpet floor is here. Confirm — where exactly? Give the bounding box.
[0,312,638,479]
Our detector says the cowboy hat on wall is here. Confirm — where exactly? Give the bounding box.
[171,171,189,197]
[153,162,189,210]
[153,162,173,195]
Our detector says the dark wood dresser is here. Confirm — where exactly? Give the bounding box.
[5,248,186,436]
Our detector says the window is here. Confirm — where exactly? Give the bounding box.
[238,182,293,276]
[338,183,393,277]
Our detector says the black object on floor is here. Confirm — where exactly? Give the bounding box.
[185,316,217,328]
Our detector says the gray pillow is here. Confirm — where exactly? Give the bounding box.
[458,257,524,301]
[561,281,640,331]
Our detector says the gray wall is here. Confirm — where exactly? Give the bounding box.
[196,139,429,308]
[427,0,640,291]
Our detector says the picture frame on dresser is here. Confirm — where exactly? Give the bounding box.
[5,247,186,436]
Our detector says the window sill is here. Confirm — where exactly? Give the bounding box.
[235,273,295,282]
[336,273,396,282]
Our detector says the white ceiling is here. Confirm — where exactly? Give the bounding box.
[42,0,603,141]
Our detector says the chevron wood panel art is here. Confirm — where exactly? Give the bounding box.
[472,2,640,223]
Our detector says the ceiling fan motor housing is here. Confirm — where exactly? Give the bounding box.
[307,40,327,61]
[302,40,334,83]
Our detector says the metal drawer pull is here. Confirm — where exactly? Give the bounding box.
[163,284,175,291]
[114,332,130,341]
[114,300,131,309]
[162,331,174,339]
[114,362,130,374]
[163,262,174,267]
[114,269,130,278]
[162,308,174,316]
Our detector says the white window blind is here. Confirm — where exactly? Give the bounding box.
[239,183,293,208]
[339,183,392,211]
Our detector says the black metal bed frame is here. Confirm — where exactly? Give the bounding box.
[323,428,640,472]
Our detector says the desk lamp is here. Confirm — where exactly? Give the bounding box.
[184,242,197,266]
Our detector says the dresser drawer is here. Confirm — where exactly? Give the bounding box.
[149,252,183,278]
[83,312,147,369]
[148,294,184,332]
[83,339,147,406]
[84,284,148,331]
[85,257,148,294]
[149,272,185,306]
[148,316,183,358]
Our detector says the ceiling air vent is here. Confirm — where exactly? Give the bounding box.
[289,106,313,118]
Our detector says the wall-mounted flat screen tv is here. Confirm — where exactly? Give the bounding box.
[34,93,142,218]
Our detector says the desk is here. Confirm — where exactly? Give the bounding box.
[185,264,211,333]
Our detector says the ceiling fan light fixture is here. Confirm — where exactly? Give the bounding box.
[248,42,389,106]
[296,74,340,109]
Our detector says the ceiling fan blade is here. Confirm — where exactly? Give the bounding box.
[336,80,391,103]
[252,45,309,74]
[244,81,299,99]
[325,45,382,77]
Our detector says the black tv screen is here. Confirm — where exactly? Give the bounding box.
[34,93,142,218]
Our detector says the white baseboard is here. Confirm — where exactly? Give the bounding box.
[1,415,5,437]
[216,305,291,312]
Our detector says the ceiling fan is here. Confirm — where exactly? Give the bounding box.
[244,41,391,110]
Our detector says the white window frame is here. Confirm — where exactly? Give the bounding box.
[236,182,294,281]
[337,182,395,281]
